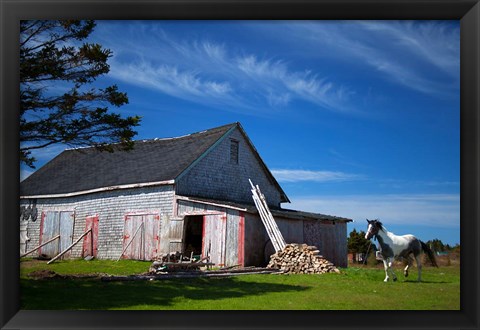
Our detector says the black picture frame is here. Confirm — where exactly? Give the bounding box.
[1,0,478,329]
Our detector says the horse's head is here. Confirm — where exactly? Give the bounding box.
[365,219,383,240]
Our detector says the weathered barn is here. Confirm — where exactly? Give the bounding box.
[20,122,352,267]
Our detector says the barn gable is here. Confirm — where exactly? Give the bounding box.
[176,123,289,207]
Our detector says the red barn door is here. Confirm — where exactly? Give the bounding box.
[82,215,99,258]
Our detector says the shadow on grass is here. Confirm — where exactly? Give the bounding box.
[402,280,453,284]
[20,276,310,310]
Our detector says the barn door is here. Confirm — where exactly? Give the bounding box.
[59,212,74,258]
[123,215,144,260]
[82,215,99,258]
[203,214,226,267]
[169,217,184,254]
[122,213,160,260]
[39,211,74,258]
[144,214,160,260]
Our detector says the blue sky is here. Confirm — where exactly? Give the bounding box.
[21,20,460,246]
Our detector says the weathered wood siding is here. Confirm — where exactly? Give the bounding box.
[243,212,267,266]
[243,213,349,268]
[176,127,283,207]
[303,219,348,268]
[20,185,175,260]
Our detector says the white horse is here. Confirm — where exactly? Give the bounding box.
[365,219,438,282]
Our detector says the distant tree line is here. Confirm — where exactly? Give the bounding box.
[425,239,460,253]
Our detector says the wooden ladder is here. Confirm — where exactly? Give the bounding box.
[249,179,286,252]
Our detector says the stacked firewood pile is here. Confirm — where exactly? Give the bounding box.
[267,243,340,274]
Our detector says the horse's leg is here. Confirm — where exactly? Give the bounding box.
[415,254,423,282]
[382,259,390,282]
[404,256,413,278]
[388,258,397,281]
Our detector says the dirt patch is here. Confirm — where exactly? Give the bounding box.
[28,270,64,280]
[27,270,107,280]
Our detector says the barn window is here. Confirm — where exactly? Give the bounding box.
[230,139,239,164]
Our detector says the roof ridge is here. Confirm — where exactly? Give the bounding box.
[64,122,239,151]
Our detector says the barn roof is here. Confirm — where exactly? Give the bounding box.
[20,122,288,201]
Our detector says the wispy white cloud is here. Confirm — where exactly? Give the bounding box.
[97,22,356,114]
[94,20,459,116]
[288,193,459,228]
[235,55,354,111]
[110,60,234,106]
[358,20,459,78]
[272,169,364,183]
[278,20,459,97]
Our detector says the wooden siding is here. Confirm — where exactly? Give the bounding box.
[20,185,175,260]
[303,219,348,268]
[243,212,267,266]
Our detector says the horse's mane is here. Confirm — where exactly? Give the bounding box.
[375,220,384,231]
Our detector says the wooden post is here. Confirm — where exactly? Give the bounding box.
[47,230,91,264]
[20,235,60,258]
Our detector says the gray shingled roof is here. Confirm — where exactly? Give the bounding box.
[20,123,238,196]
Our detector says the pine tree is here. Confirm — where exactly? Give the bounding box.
[20,20,141,168]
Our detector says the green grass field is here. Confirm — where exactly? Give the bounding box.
[20,259,460,310]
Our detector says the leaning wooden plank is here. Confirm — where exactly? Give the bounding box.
[116,222,144,261]
[47,230,91,264]
[20,235,60,258]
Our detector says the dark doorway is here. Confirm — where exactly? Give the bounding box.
[183,215,204,258]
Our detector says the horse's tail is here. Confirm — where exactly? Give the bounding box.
[420,241,438,267]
